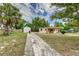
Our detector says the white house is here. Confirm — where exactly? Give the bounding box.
[23,26,31,33]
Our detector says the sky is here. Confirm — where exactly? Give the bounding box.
[28,3,64,26]
[7,3,65,26]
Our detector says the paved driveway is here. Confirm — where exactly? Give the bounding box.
[24,33,62,56]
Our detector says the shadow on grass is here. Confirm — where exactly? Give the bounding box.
[0,33,9,36]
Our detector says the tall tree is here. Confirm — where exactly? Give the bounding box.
[0,3,22,35]
[51,3,79,27]
[27,17,49,31]
[51,3,79,19]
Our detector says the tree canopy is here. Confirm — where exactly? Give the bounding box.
[0,3,22,35]
[51,3,79,27]
[26,17,49,31]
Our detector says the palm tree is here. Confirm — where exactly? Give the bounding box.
[0,3,22,35]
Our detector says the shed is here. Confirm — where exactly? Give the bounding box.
[23,26,31,33]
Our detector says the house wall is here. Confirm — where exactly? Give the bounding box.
[53,28,60,33]
[39,27,60,33]
[39,28,47,33]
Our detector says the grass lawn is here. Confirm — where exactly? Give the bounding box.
[0,30,27,56]
[36,33,79,56]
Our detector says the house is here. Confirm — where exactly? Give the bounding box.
[23,26,31,33]
[39,27,61,33]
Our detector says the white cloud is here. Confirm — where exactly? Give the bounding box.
[12,3,64,24]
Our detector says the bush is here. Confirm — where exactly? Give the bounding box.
[60,29,66,34]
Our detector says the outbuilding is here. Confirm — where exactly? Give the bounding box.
[23,26,31,33]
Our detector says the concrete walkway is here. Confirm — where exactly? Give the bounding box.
[24,33,62,56]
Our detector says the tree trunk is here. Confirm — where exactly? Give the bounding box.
[3,25,10,35]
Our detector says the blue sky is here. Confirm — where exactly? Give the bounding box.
[30,3,64,26]
[13,3,64,26]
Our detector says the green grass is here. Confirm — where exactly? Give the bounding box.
[36,33,79,56]
[0,30,27,56]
